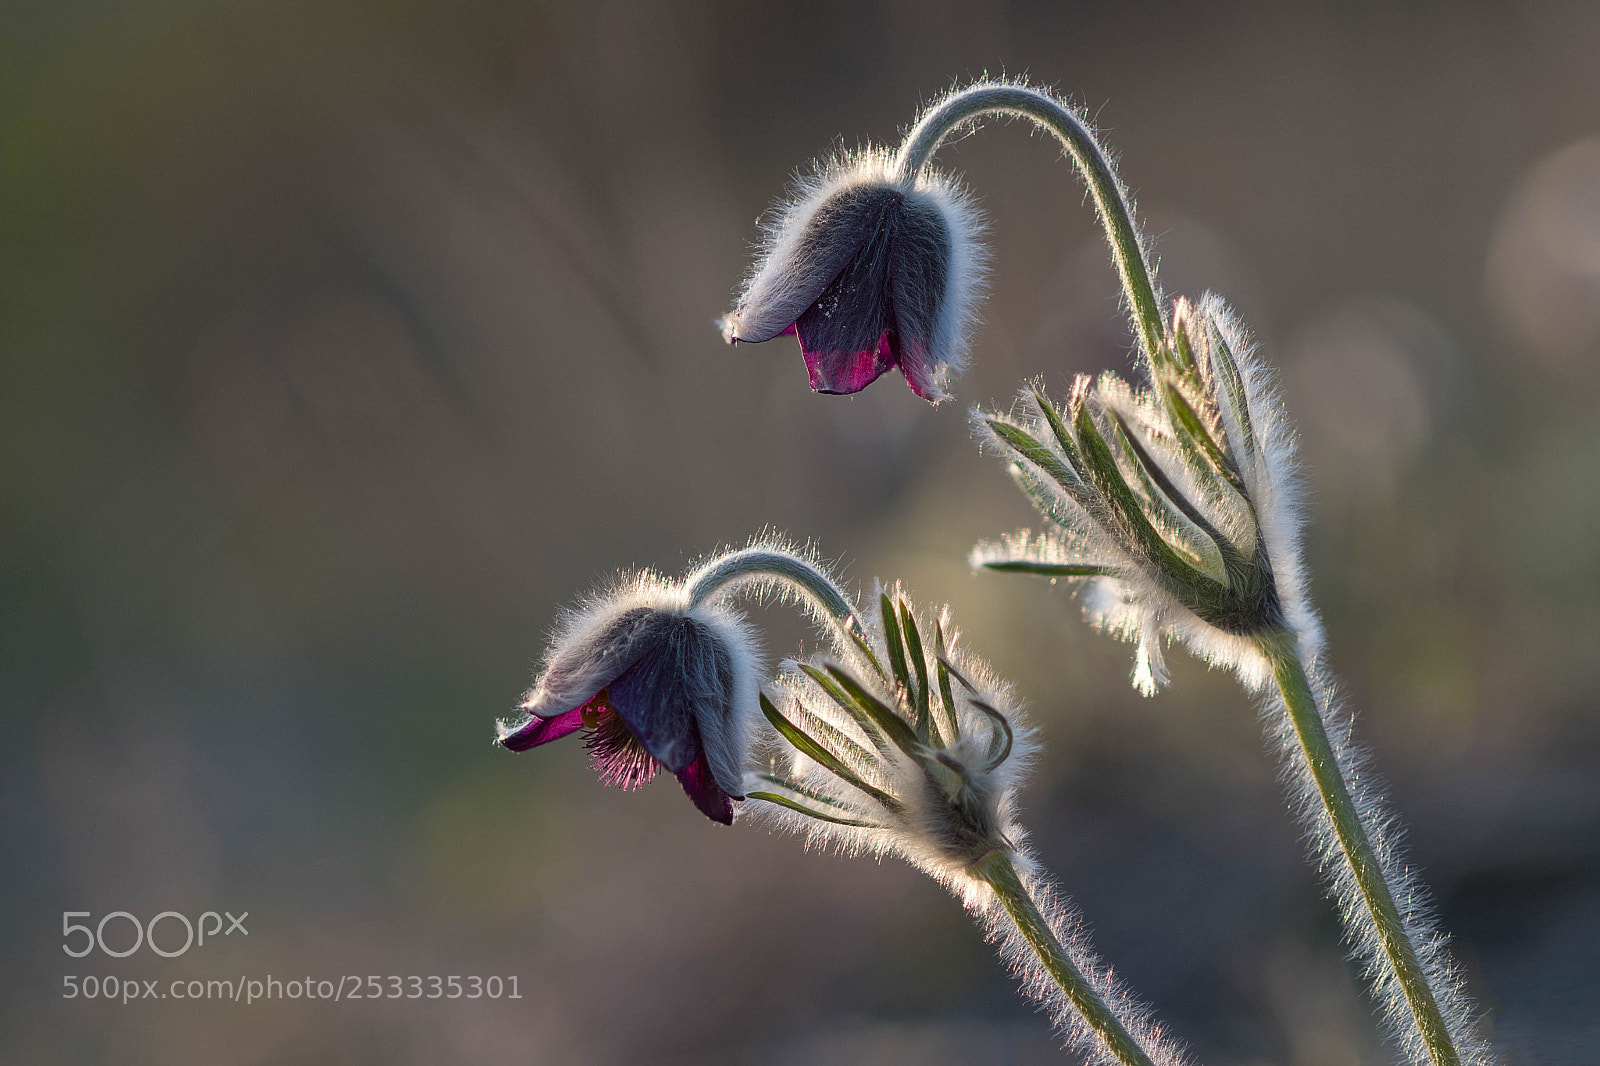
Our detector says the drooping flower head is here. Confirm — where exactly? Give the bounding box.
[496,570,762,824]
[721,150,986,403]
[973,296,1317,695]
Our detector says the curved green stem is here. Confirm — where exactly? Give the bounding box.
[683,548,862,645]
[1260,630,1461,1066]
[893,84,1165,368]
[972,850,1157,1066]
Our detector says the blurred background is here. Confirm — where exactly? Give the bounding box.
[4,1,1599,1062]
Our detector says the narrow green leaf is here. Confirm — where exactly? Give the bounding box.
[1203,317,1257,467]
[1009,464,1083,531]
[972,698,1015,770]
[756,771,868,814]
[1072,399,1210,584]
[1031,390,1090,485]
[797,701,882,768]
[898,601,932,743]
[1170,308,1199,374]
[759,693,898,810]
[843,619,888,681]
[796,662,891,756]
[824,665,923,760]
[1160,376,1245,491]
[1112,410,1220,534]
[1152,379,1259,556]
[746,791,882,828]
[980,560,1118,578]
[1108,413,1230,586]
[985,419,1097,515]
[933,619,960,746]
[1030,389,1126,527]
[880,593,911,697]
[938,656,1014,771]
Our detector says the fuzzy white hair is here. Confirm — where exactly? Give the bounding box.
[985,853,1192,1066]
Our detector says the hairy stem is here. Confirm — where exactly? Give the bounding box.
[683,548,861,644]
[893,84,1164,367]
[973,850,1159,1066]
[1260,629,1461,1066]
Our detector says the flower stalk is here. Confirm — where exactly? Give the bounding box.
[974,850,1157,1066]
[1261,629,1461,1066]
[893,83,1165,367]
[683,546,858,635]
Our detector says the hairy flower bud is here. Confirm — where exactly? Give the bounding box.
[721,151,986,402]
[496,572,762,824]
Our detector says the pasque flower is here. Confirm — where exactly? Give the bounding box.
[496,541,863,826]
[496,572,762,824]
[720,151,985,402]
[495,540,1190,1066]
[975,292,1490,1064]
[731,80,1488,1064]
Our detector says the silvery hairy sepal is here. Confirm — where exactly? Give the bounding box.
[496,570,763,824]
[720,150,987,403]
[973,295,1318,695]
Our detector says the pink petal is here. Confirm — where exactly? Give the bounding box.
[798,330,897,395]
[675,751,736,825]
[497,707,586,752]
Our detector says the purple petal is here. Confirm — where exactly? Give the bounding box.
[799,330,897,395]
[675,751,735,825]
[497,707,586,752]
[885,191,954,401]
[885,193,952,346]
[524,606,658,720]
[605,616,730,775]
[788,207,896,367]
[726,185,904,344]
[888,334,944,401]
